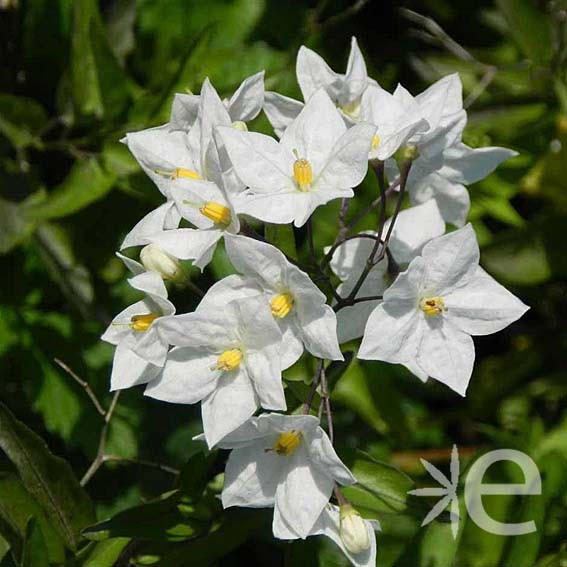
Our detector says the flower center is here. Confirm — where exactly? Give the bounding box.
[130,313,160,332]
[273,430,302,456]
[215,348,242,372]
[270,293,294,318]
[200,201,231,226]
[371,133,380,150]
[231,120,248,131]
[419,297,446,317]
[339,98,361,120]
[292,150,313,192]
[155,168,201,180]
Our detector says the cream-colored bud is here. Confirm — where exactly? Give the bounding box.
[339,505,371,554]
[140,244,182,280]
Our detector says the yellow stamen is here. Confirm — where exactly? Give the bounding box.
[215,349,242,372]
[200,201,231,226]
[292,151,313,192]
[130,313,160,332]
[154,168,201,180]
[419,297,447,317]
[231,120,248,131]
[270,293,294,318]
[273,430,302,456]
[371,134,380,150]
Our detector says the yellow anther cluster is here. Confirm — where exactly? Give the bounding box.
[172,168,201,180]
[215,349,242,372]
[371,134,380,150]
[273,430,302,456]
[293,158,313,192]
[270,293,294,318]
[130,313,160,332]
[200,201,231,226]
[419,297,447,317]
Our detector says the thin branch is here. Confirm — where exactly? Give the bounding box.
[319,0,371,32]
[54,358,106,417]
[302,359,324,414]
[81,391,120,486]
[346,178,400,231]
[102,455,180,476]
[319,364,334,444]
[321,233,380,268]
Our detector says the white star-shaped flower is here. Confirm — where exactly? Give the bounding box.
[101,272,176,390]
[219,88,375,227]
[169,71,265,132]
[328,200,445,343]
[264,37,375,135]
[144,296,285,448]
[200,234,343,368]
[385,74,518,226]
[219,413,356,539]
[408,445,460,539]
[358,224,529,394]
[359,84,429,160]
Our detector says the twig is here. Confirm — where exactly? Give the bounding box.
[54,359,106,417]
[81,391,120,486]
[321,233,380,268]
[318,0,371,31]
[319,364,334,444]
[302,359,324,414]
[346,178,400,231]
[102,455,180,476]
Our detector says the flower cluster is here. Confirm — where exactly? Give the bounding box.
[102,37,528,565]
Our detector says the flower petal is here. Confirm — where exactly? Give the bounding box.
[246,349,286,411]
[445,267,529,335]
[263,91,303,138]
[144,346,220,403]
[110,343,161,390]
[307,427,356,485]
[296,45,340,101]
[121,202,178,250]
[228,71,265,122]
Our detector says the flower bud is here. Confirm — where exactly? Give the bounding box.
[140,244,182,280]
[339,505,371,554]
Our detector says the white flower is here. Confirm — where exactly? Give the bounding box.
[101,272,176,390]
[219,413,356,539]
[200,234,343,368]
[141,172,240,270]
[329,200,445,342]
[169,71,265,132]
[219,88,375,227]
[264,37,375,135]
[359,84,429,161]
[144,296,285,448]
[385,74,517,226]
[358,224,529,395]
[272,501,379,567]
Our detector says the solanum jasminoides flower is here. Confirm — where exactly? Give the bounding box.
[328,200,445,343]
[200,234,343,368]
[358,224,529,395]
[264,37,376,135]
[219,413,356,539]
[144,296,285,448]
[219,88,375,227]
[169,71,265,132]
[101,272,176,390]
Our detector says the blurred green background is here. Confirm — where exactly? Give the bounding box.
[0,0,566,565]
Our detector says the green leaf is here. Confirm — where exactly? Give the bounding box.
[0,95,47,150]
[83,490,209,542]
[0,402,95,551]
[265,223,298,260]
[482,231,551,286]
[70,0,131,117]
[81,538,130,567]
[496,0,553,64]
[156,509,263,567]
[341,450,414,515]
[20,519,48,567]
[34,158,116,220]
[0,473,65,564]
[0,191,45,255]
